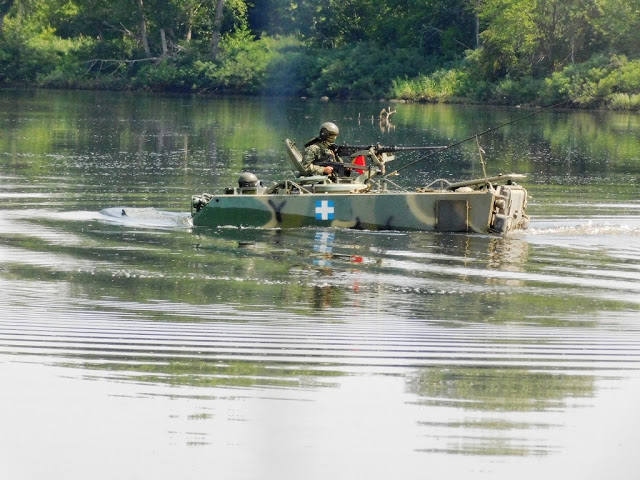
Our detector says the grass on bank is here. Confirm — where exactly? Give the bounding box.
[390,53,640,110]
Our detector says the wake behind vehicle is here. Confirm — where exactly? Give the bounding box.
[190,139,530,234]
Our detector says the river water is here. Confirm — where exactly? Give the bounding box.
[1,89,640,479]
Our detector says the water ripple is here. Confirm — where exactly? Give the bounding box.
[2,310,639,375]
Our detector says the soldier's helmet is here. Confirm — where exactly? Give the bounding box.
[238,172,259,187]
[319,122,339,141]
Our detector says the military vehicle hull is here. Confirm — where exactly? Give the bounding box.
[191,182,529,234]
[191,139,529,234]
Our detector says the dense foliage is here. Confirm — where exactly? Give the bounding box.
[1,0,640,108]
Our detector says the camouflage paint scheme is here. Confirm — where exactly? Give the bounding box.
[191,139,529,234]
[191,184,529,234]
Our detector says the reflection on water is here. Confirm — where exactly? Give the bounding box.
[1,90,640,479]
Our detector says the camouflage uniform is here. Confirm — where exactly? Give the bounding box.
[302,140,338,176]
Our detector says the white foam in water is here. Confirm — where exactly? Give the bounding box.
[527,217,640,236]
[525,217,640,265]
[99,207,193,229]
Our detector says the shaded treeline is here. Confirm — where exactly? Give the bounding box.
[1,0,640,108]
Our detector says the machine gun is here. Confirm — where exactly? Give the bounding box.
[321,143,446,177]
[312,144,441,178]
[329,143,446,158]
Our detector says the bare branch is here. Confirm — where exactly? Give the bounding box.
[84,57,160,65]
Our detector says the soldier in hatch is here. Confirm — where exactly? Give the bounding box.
[302,122,343,176]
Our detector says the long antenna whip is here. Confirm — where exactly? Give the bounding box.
[386,99,570,177]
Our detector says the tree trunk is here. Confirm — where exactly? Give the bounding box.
[474,0,481,49]
[160,28,168,54]
[136,0,151,56]
[185,4,194,42]
[211,0,225,59]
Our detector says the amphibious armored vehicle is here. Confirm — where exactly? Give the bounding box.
[191,140,529,234]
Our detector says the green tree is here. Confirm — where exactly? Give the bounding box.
[593,0,640,58]
[0,0,17,33]
[282,0,476,57]
[477,0,608,78]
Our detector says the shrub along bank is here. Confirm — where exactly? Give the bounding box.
[390,53,640,110]
[1,4,640,110]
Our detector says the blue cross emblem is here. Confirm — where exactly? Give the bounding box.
[315,200,335,220]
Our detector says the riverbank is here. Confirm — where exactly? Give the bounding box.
[2,30,640,111]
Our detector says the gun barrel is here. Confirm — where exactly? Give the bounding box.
[334,144,446,155]
[380,145,447,152]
